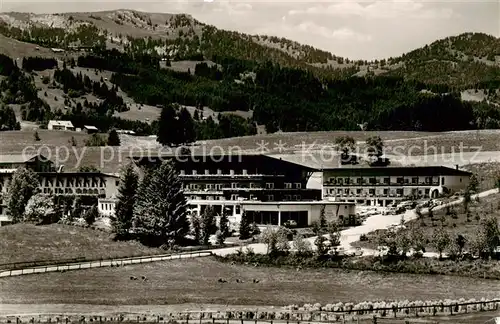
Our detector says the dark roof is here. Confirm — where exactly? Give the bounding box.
[322,166,472,177]
[129,153,320,171]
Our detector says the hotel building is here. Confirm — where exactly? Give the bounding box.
[0,154,119,226]
[131,153,356,227]
[322,165,472,207]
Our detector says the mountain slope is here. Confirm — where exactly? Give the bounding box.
[0,10,499,88]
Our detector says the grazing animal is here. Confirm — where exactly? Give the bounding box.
[253,279,260,283]
[218,278,227,283]
[296,266,302,272]
[142,276,148,281]
[130,276,138,280]
[236,279,245,283]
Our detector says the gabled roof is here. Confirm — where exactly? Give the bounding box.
[84,125,98,130]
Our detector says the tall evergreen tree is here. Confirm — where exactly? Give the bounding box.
[239,211,252,240]
[5,167,40,223]
[132,160,189,247]
[157,104,179,146]
[107,128,121,146]
[200,206,216,245]
[111,163,139,240]
[219,212,230,238]
[0,105,20,131]
[178,107,195,144]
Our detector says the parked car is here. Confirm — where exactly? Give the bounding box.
[284,220,297,228]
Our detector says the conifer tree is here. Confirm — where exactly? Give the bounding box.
[178,107,195,144]
[200,206,216,245]
[239,211,252,239]
[157,104,179,146]
[111,163,139,240]
[219,212,230,238]
[132,160,189,247]
[107,128,121,146]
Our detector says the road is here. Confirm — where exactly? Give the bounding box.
[212,188,499,257]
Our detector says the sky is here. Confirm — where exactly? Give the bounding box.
[0,0,499,59]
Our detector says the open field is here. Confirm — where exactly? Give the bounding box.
[0,257,498,305]
[0,224,161,266]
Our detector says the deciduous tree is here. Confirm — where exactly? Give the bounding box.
[5,167,40,223]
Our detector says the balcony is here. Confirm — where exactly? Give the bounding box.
[323,181,440,187]
[179,174,285,180]
[184,190,224,195]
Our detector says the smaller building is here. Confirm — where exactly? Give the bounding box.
[48,120,75,131]
[84,125,99,134]
[116,130,136,135]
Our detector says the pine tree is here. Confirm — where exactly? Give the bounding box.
[239,211,252,240]
[157,104,179,146]
[107,129,121,146]
[111,163,139,240]
[178,107,195,144]
[200,206,216,245]
[84,205,99,226]
[132,160,189,247]
[5,167,40,223]
[219,212,230,238]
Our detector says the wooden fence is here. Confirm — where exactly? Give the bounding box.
[1,300,498,324]
[0,244,235,271]
[0,251,213,278]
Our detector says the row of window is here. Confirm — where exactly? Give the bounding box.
[42,178,107,188]
[327,176,438,185]
[185,182,302,190]
[327,188,431,196]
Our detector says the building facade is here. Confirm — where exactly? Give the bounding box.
[0,154,119,226]
[132,153,356,227]
[47,120,75,131]
[322,166,471,207]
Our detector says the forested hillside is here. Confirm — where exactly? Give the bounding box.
[0,10,499,139]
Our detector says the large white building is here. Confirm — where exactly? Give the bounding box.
[0,154,119,226]
[322,165,472,207]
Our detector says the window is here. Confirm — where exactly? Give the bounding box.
[231,183,238,189]
[235,205,241,214]
[295,183,302,189]
[180,170,185,175]
[369,178,376,184]
[345,178,350,185]
[205,169,210,175]
[338,178,343,185]
[230,169,235,176]
[294,195,301,200]
[412,177,418,184]
[397,177,404,184]
[285,183,292,189]
[217,169,222,175]
[115,181,119,187]
[356,178,362,184]
[356,189,362,194]
[284,195,291,201]
[231,194,238,200]
[441,177,445,185]
[266,195,274,201]
[192,170,197,175]
[266,183,274,189]
[383,177,390,184]
[215,184,223,190]
[383,189,388,195]
[242,169,247,175]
